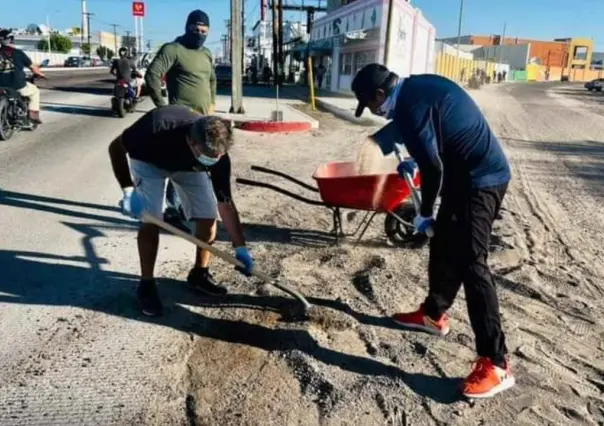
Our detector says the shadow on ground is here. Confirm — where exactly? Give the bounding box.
[0,188,465,404]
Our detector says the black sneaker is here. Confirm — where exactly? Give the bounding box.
[137,279,164,317]
[186,267,228,296]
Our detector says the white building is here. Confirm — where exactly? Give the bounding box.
[310,0,436,93]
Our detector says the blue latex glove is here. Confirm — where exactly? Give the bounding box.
[413,215,435,235]
[120,187,145,218]
[234,246,254,277]
[397,159,417,178]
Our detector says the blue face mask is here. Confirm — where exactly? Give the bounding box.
[197,153,219,167]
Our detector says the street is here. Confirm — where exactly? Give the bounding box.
[1,73,604,425]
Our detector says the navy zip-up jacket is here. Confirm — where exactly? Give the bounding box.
[376,74,511,217]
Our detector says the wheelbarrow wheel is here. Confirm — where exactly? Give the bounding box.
[384,202,429,248]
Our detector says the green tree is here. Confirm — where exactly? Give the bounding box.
[80,43,91,55]
[36,34,73,54]
[96,46,114,61]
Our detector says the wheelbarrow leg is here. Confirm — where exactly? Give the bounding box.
[353,212,378,247]
[329,207,345,245]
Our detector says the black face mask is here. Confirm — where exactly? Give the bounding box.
[181,32,207,49]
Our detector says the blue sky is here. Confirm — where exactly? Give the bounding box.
[2,0,603,51]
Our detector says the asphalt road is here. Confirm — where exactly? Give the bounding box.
[0,70,196,425]
[2,72,587,424]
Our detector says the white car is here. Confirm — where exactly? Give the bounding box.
[137,52,167,98]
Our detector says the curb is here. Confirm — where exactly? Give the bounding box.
[291,89,386,127]
[235,120,312,133]
[314,98,386,127]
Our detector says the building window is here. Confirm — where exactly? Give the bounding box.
[574,46,587,60]
[340,53,353,74]
[353,50,375,74]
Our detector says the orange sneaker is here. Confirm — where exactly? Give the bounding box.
[392,304,450,336]
[462,357,515,399]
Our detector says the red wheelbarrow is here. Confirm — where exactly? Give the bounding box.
[236,161,428,247]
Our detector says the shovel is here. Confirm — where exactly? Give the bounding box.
[141,212,312,315]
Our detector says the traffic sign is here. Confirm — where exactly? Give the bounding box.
[132,2,145,17]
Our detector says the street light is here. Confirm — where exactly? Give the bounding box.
[46,9,60,56]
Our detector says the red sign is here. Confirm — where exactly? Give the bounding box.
[132,2,145,17]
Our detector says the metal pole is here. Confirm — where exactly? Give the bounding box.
[112,24,118,54]
[496,22,507,76]
[46,15,52,55]
[139,17,144,54]
[81,0,86,56]
[230,0,244,113]
[455,0,465,81]
[134,15,138,56]
[272,1,278,86]
[383,0,394,65]
[86,12,93,56]
[277,0,283,86]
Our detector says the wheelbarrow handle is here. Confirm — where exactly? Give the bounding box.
[140,213,312,310]
[393,148,435,238]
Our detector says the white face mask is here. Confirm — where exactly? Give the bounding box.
[375,79,405,119]
[196,153,220,167]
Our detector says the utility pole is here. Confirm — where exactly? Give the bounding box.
[455,0,465,81]
[242,0,245,73]
[111,24,119,54]
[272,0,278,87]
[225,20,231,62]
[277,0,283,85]
[496,22,507,72]
[84,12,94,57]
[230,0,244,113]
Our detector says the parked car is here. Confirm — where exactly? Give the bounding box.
[64,56,83,67]
[215,64,232,85]
[584,78,604,92]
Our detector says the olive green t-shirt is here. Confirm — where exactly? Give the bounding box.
[145,41,216,114]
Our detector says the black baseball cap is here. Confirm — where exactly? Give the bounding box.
[351,63,393,117]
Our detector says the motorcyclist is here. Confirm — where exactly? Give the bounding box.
[0,28,46,124]
[110,47,142,99]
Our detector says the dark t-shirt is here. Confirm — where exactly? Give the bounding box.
[121,104,232,201]
[112,57,135,82]
[0,47,32,90]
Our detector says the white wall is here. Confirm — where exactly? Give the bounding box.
[383,0,436,77]
[472,44,530,70]
[23,51,72,66]
[435,41,474,60]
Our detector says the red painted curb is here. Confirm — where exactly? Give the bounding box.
[236,120,312,133]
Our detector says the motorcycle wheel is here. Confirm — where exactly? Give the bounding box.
[115,97,126,118]
[0,98,14,141]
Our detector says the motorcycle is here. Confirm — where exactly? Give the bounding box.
[0,74,41,141]
[111,76,138,118]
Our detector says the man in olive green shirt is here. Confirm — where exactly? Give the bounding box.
[145,9,216,114]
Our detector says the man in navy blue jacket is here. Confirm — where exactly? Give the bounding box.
[352,63,514,399]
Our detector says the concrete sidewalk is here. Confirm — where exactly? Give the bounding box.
[288,85,387,127]
[213,90,319,131]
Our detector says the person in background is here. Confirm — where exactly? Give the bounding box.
[145,9,216,114]
[316,63,327,89]
[351,63,514,399]
[110,47,142,99]
[0,28,45,124]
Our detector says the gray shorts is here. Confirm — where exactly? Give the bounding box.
[129,158,217,221]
